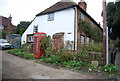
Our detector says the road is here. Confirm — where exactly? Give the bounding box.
[1,50,96,79]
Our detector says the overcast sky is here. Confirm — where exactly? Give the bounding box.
[0,0,115,26]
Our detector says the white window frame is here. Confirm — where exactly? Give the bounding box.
[48,13,54,21]
[28,35,33,42]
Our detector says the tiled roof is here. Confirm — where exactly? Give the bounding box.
[0,16,16,27]
[36,0,77,16]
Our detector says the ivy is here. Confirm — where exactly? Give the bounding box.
[78,19,102,42]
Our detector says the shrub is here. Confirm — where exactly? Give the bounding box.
[7,49,34,60]
[74,50,91,63]
[63,60,85,70]
[101,64,118,76]
[82,44,102,52]
[57,50,74,62]
[41,55,59,64]
[21,43,32,53]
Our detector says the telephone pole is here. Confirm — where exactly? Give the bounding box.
[102,0,107,65]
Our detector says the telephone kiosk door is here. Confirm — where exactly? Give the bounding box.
[33,32,47,59]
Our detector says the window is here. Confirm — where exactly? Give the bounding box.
[86,37,90,44]
[0,24,4,29]
[91,21,93,25]
[48,13,54,21]
[92,39,94,44]
[27,35,33,43]
[80,35,85,45]
[33,25,38,33]
[80,13,85,20]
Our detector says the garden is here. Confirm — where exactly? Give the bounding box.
[7,36,118,77]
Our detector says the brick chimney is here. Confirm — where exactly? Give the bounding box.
[78,0,87,11]
[8,14,12,22]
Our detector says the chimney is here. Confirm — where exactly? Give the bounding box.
[78,0,87,11]
[8,14,12,22]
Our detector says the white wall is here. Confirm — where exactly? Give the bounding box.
[22,8,75,44]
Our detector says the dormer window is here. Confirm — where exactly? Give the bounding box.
[80,13,85,20]
[48,13,54,21]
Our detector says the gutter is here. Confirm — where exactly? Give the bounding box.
[73,7,77,51]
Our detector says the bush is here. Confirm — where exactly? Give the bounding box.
[21,43,32,53]
[7,49,34,60]
[101,64,118,76]
[41,55,59,64]
[57,50,74,62]
[63,60,85,70]
[74,50,91,63]
[82,44,102,52]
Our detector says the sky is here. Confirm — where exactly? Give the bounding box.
[0,0,115,26]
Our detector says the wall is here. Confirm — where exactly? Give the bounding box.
[22,8,75,44]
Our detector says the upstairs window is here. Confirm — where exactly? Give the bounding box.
[33,25,38,33]
[48,13,54,21]
[80,13,85,20]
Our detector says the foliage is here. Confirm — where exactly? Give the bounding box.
[41,55,59,64]
[107,2,120,40]
[7,49,34,60]
[0,30,8,39]
[114,39,120,48]
[21,43,32,53]
[101,64,118,76]
[82,44,102,52]
[63,60,85,70]
[57,50,74,62]
[20,28,26,36]
[14,21,31,35]
[78,19,102,41]
[40,36,52,56]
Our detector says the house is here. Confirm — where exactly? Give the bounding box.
[0,15,16,33]
[22,0,102,50]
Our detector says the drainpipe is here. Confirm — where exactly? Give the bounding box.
[106,26,109,64]
[73,7,77,51]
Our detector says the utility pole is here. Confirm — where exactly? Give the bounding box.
[102,0,107,65]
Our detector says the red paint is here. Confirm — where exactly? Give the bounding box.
[33,32,47,59]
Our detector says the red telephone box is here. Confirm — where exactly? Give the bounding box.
[33,32,47,59]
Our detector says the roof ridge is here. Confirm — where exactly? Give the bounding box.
[60,0,74,2]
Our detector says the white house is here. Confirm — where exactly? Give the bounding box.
[22,0,102,50]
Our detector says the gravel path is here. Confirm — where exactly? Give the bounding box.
[1,50,95,79]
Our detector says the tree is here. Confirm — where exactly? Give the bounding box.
[107,2,120,40]
[14,21,31,35]
[0,30,7,39]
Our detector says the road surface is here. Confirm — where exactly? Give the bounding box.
[1,50,95,79]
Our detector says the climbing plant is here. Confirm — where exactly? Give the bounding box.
[78,19,102,42]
